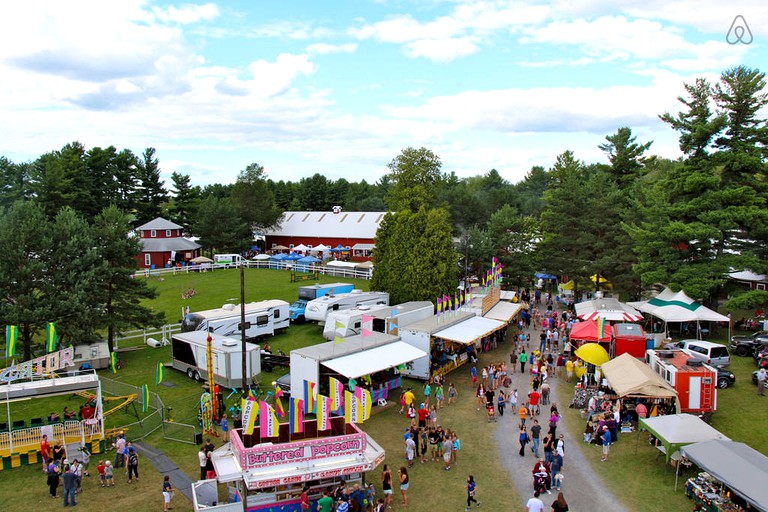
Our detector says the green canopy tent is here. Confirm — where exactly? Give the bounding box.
[638,413,729,464]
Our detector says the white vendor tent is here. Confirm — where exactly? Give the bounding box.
[681,440,768,511]
[433,316,505,345]
[638,413,729,463]
[629,287,730,340]
[323,341,427,379]
[601,353,681,412]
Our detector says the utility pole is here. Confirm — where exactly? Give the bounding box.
[240,261,248,393]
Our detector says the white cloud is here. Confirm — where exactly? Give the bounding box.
[152,3,219,24]
[246,53,316,97]
[404,37,480,62]
[248,20,334,40]
[305,43,358,55]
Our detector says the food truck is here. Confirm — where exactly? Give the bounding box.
[201,417,386,512]
[646,348,718,414]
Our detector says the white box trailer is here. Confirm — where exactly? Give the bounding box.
[181,300,290,341]
[289,332,428,397]
[323,301,434,340]
[171,331,261,389]
[305,290,389,324]
[213,254,242,268]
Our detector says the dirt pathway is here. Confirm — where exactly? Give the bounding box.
[493,314,630,511]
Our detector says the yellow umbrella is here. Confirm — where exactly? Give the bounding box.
[574,342,611,366]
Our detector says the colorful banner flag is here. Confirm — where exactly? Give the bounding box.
[329,376,344,412]
[354,386,372,422]
[141,384,149,413]
[437,297,442,316]
[242,396,258,435]
[303,380,316,414]
[110,352,118,374]
[156,361,164,385]
[388,316,398,334]
[259,401,279,437]
[344,390,362,423]
[596,316,606,340]
[5,325,18,358]
[45,322,57,353]
[289,397,304,434]
[274,386,286,417]
[317,394,332,431]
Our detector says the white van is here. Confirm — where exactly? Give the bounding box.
[678,340,731,367]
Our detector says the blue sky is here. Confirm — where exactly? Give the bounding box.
[0,1,766,187]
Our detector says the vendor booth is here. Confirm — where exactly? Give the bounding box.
[681,439,768,512]
[431,315,506,376]
[570,320,611,343]
[638,414,729,463]
[398,312,475,380]
[483,300,522,324]
[575,298,643,323]
[601,353,681,413]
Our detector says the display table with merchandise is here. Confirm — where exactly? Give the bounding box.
[686,473,746,512]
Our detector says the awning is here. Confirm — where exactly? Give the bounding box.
[322,341,427,379]
[639,414,730,463]
[575,298,643,322]
[484,301,522,323]
[433,316,505,344]
[351,243,375,250]
[681,440,768,511]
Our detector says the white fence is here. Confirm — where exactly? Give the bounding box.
[114,323,181,351]
[133,260,373,280]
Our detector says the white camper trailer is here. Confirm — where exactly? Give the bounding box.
[181,300,290,341]
[304,290,389,324]
[171,331,261,389]
[323,301,434,340]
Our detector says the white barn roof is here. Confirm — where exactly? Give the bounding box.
[266,211,389,239]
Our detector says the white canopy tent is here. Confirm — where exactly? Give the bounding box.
[310,244,330,253]
[292,243,310,252]
[484,301,522,324]
[433,316,505,344]
[638,414,730,463]
[575,297,643,322]
[323,341,428,379]
[629,287,730,340]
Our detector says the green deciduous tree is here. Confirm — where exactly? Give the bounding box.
[192,196,252,254]
[230,163,283,230]
[385,147,445,212]
[486,205,541,288]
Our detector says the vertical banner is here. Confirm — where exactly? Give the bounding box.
[596,316,606,341]
[242,398,258,435]
[110,352,118,373]
[46,322,57,353]
[344,390,362,423]
[354,386,372,422]
[274,386,286,417]
[329,376,344,413]
[5,325,18,358]
[156,361,164,385]
[317,395,332,431]
[289,397,304,434]
[303,380,316,414]
[141,384,149,413]
[259,401,278,438]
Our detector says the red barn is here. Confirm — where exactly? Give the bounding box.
[263,211,388,262]
[134,217,201,269]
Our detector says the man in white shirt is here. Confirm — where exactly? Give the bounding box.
[526,491,545,512]
[757,367,767,396]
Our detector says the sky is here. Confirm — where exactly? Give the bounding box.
[1,1,766,187]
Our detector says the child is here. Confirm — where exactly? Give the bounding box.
[447,383,458,405]
[554,471,564,491]
[366,483,376,511]
[104,460,114,487]
[97,460,107,487]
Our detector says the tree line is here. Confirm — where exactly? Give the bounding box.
[1,66,765,355]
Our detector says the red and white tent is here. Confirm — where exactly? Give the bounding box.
[575,297,643,323]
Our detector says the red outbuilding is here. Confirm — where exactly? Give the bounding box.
[134,217,201,269]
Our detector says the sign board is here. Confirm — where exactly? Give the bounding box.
[243,434,366,469]
[0,347,75,382]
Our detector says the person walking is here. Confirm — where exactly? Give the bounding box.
[465,475,480,511]
[526,491,545,512]
[551,491,569,512]
[757,367,767,396]
[127,445,139,483]
[530,420,542,458]
[62,465,78,507]
[198,446,207,480]
[162,475,174,512]
[519,350,527,373]
[519,425,530,457]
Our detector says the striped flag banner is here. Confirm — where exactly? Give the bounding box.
[242,396,258,435]
[437,297,442,316]
[110,352,118,374]
[45,322,57,353]
[289,397,304,434]
[329,376,344,413]
[596,316,607,340]
[344,390,362,424]
[259,401,279,438]
[156,361,164,385]
[274,386,286,417]
[362,314,374,332]
[334,320,345,344]
[5,325,18,358]
[317,395,332,431]
[141,384,149,413]
[354,386,372,422]
[303,380,316,414]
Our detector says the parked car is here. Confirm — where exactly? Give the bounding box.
[714,366,736,389]
[729,331,768,357]
[676,340,731,367]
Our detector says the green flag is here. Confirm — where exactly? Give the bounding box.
[5,325,18,358]
[156,361,164,385]
[141,384,149,413]
[110,352,118,374]
[45,322,57,353]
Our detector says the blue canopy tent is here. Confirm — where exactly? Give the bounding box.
[285,252,303,261]
[296,255,321,272]
[269,252,288,269]
[534,272,557,280]
[330,244,348,253]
